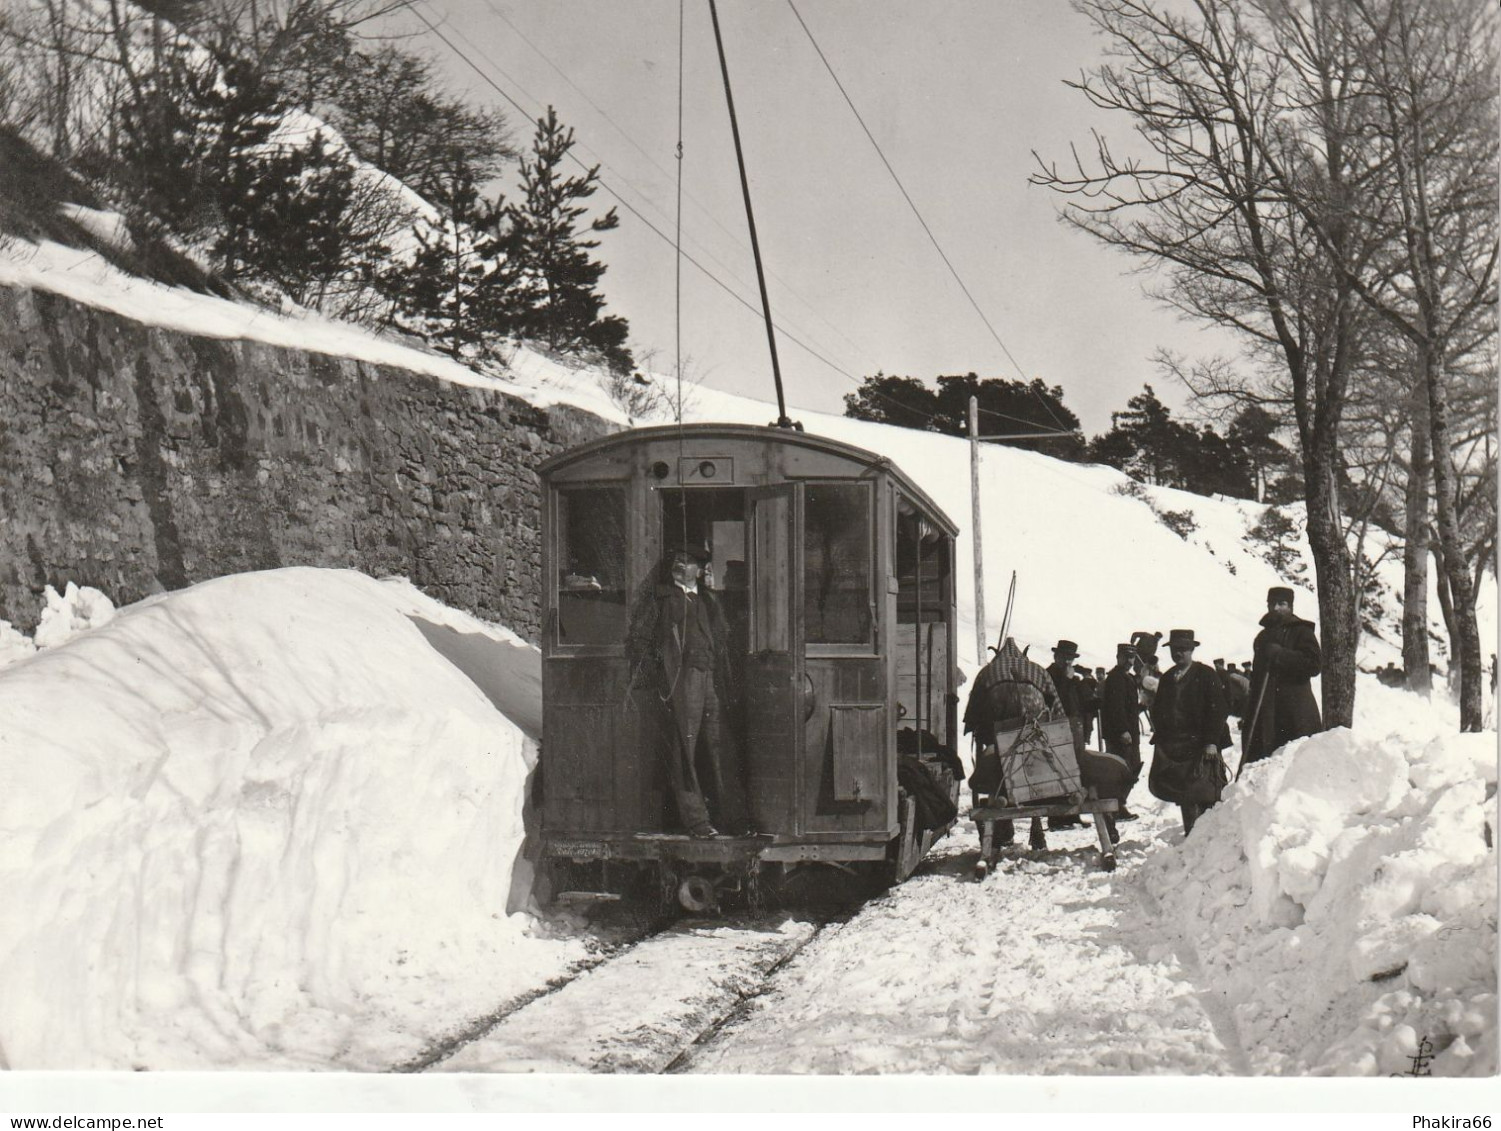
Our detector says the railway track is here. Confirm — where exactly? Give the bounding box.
[411,911,825,1073]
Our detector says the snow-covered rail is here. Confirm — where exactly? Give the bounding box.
[417,915,822,1073]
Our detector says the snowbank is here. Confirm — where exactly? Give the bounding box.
[32,580,116,649]
[1140,677,1497,1077]
[0,568,583,1070]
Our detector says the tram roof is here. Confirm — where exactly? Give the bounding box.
[539,422,958,537]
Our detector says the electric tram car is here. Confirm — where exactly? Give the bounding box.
[536,423,963,913]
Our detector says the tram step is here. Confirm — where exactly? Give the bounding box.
[555,890,623,904]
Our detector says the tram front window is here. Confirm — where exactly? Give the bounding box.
[805,482,872,646]
[557,486,628,645]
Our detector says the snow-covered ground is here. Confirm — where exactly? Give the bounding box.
[0,233,1497,1110]
[1,568,1493,1088]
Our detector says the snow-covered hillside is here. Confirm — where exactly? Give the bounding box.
[2,233,1489,683]
[0,233,1495,1089]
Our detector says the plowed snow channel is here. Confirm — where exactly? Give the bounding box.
[685,813,1239,1075]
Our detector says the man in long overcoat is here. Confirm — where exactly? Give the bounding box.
[1148,629,1232,835]
[626,544,751,838]
[1045,639,1091,830]
[1046,639,1085,735]
[1243,586,1323,768]
[1099,642,1144,823]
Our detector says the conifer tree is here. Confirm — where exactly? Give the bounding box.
[498,106,632,372]
[1225,405,1289,504]
[385,167,501,358]
[233,130,390,307]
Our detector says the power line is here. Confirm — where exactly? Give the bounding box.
[783,0,1071,434]
[412,4,1069,438]
[423,6,767,313]
[474,0,874,368]
[410,2,867,389]
[474,0,882,375]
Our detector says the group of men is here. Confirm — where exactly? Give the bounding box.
[633,538,1328,848]
[988,584,1325,839]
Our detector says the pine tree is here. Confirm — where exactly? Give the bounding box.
[842,373,941,429]
[385,167,501,357]
[1089,385,1193,486]
[115,39,221,240]
[1225,405,1289,504]
[499,106,632,372]
[232,130,389,307]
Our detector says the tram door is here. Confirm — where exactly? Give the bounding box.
[658,484,798,835]
[743,484,801,834]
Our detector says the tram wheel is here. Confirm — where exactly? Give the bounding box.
[677,873,717,914]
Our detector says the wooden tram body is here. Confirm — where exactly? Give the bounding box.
[537,423,961,911]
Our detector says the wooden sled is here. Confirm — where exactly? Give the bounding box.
[970,790,1120,879]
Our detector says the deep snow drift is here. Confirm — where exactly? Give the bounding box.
[0,569,584,1070]
[654,677,1497,1078]
[0,568,1493,1076]
[1142,684,1497,1077]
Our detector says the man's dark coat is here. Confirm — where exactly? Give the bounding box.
[1148,660,1231,806]
[1046,661,1084,720]
[626,582,747,832]
[1244,608,1323,765]
[1101,665,1141,746]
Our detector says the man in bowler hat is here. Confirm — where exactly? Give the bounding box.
[627,543,751,838]
[1148,629,1231,835]
[1243,586,1323,768]
[1046,639,1089,829]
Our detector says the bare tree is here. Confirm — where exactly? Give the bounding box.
[1308,0,1498,728]
[1032,0,1385,727]
[1035,0,1497,729]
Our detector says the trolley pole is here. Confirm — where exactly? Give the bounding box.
[970,396,986,665]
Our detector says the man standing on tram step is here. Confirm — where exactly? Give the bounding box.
[1100,642,1143,823]
[1242,585,1323,770]
[1046,639,1089,830]
[627,543,752,838]
[1148,629,1232,835]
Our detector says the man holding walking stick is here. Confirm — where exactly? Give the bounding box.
[1240,586,1324,776]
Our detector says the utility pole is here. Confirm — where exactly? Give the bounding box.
[969,395,1083,662]
[969,396,986,665]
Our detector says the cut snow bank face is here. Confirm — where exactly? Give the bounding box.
[32,580,115,650]
[0,567,583,1070]
[1140,677,1497,1077]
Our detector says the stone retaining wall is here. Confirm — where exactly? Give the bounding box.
[0,285,614,637]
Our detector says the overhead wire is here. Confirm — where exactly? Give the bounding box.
[428,6,771,317]
[412,3,1070,439]
[783,0,1073,436]
[475,0,874,370]
[410,2,868,391]
[675,0,686,426]
[675,0,687,550]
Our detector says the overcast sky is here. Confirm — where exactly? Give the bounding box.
[391,0,1243,434]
